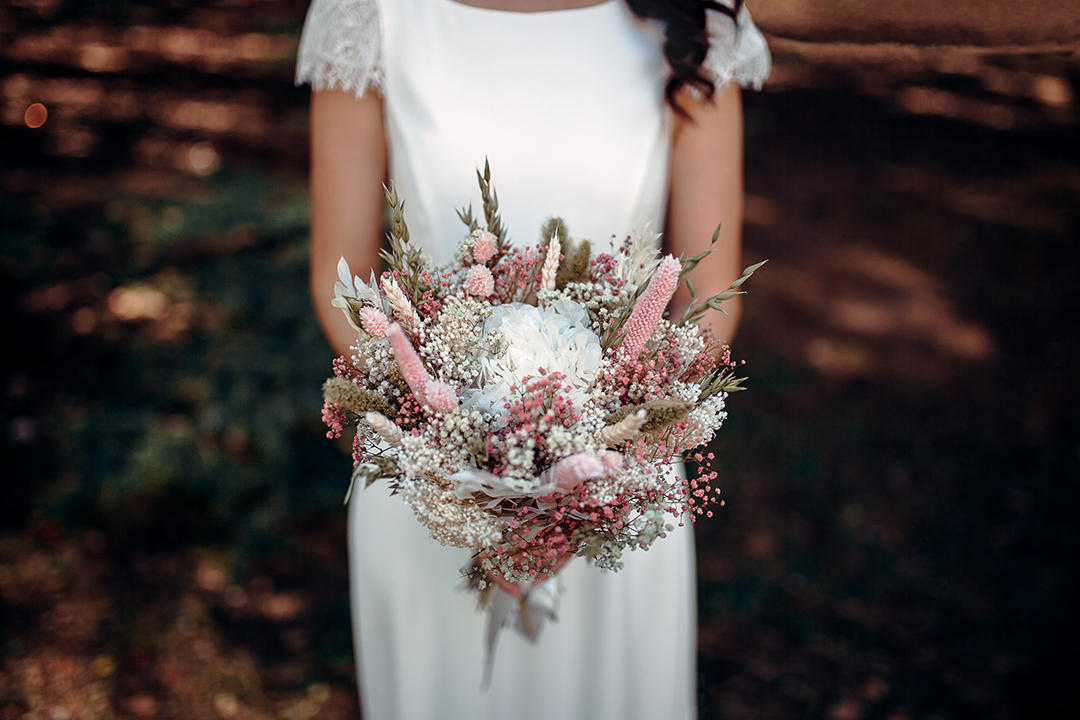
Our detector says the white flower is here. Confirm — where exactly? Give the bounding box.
[462,299,601,415]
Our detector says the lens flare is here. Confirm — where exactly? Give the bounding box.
[24,103,47,128]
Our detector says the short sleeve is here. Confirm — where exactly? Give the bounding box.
[295,0,383,97]
[704,1,772,91]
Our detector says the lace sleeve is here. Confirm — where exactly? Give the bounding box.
[704,1,771,91]
[295,0,383,97]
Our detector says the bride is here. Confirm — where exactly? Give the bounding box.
[297,1,769,718]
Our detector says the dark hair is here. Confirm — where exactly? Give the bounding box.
[623,0,743,113]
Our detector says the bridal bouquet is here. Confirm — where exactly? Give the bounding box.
[322,166,760,590]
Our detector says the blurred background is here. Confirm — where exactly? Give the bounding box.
[1,1,1077,718]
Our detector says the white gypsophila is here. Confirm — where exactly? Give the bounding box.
[564,399,607,453]
[421,294,493,387]
[583,457,661,506]
[397,478,505,548]
[393,410,485,483]
[655,320,708,366]
[355,338,408,400]
[545,424,591,461]
[429,408,490,474]
[395,432,446,483]
[677,392,728,450]
[668,379,703,404]
[462,298,602,415]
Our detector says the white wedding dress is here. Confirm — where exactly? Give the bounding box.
[297,1,769,718]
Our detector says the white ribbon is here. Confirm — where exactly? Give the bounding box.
[481,573,563,689]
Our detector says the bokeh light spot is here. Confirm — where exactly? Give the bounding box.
[24,102,47,128]
[187,141,221,176]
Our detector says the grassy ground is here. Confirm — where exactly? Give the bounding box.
[2,2,1078,719]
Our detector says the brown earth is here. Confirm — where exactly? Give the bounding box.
[752,0,1080,49]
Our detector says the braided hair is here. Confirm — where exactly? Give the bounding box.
[623,0,743,113]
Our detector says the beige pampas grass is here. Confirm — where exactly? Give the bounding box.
[600,409,647,446]
[541,232,561,292]
[364,412,402,444]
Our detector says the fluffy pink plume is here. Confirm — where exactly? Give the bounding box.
[387,322,431,406]
[601,451,623,473]
[550,453,606,491]
[618,254,681,358]
[466,264,495,297]
[472,230,498,264]
[424,379,458,413]
[358,307,389,337]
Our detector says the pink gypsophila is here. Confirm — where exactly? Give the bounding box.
[472,230,498,264]
[618,254,681,358]
[358,307,389,337]
[466,264,495,297]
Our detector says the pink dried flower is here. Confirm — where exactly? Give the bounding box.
[424,379,458,413]
[358,307,389,337]
[387,322,431,406]
[466,264,495,297]
[550,453,605,491]
[619,254,681,358]
[601,451,623,473]
[472,230,498,264]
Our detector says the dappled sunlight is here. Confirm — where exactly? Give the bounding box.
[896,85,1020,130]
[887,164,1074,233]
[107,285,170,322]
[21,272,204,343]
[763,39,1077,132]
[0,8,306,179]
[79,42,130,73]
[753,244,995,379]
[104,281,197,340]
[5,23,295,73]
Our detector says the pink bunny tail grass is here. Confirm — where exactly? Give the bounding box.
[550,453,606,491]
[387,322,432,405]
[465,264,495,297]
[618,254,681,358]
[472,230,498,264]
[601,451,624,473]
[424,379,458,413]
[358,307,389,337]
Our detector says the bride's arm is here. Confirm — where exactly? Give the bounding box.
[665,83,745,345]
[309,89,388,359]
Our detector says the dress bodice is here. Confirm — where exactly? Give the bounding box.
[297,0,770,264]
[382,0,671,261]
